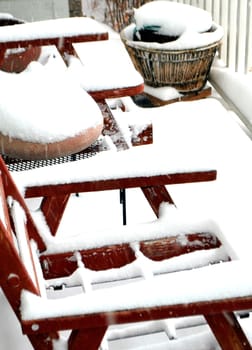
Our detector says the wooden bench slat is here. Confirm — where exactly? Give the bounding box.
[40,232,221,279]
[21,260,252,334]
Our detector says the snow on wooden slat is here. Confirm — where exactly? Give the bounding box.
[21,259,252,321]
[0,17,107,43]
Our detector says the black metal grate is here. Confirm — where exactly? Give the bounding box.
[3,140,103,172]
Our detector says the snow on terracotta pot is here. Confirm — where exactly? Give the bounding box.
[121,1,224,92]
[0,15,41,73]
[0,62,103,160]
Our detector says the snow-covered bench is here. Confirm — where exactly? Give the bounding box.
[0,151,251,350]
[0,17,144,100]
[0,17,108,54]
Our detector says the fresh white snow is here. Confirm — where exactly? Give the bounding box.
[121,1,224,50]
[21,259,252,321]
[0,17,107,42]
[122,22,223,50]
[68,39,143,91]
[134,1,213,36]
[211,62,252,127]
[0,3,251,349]
[34,203,221,254]
[0,62,103,143]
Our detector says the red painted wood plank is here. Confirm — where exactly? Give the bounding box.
[0,33,108,50]
[205,312,251,350]
[0,33,108,66]
[141,185,175,217]
[68,327,107,350]
[89,83,144,100]
[40,232,221,279]
[41,194,71,236]
[22,297,252,335]
[24,171,217,198]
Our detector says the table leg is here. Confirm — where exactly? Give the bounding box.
[141,185,175,217]
[41,194,71,236]
[120,189,127,225]
[205,312,251,350]
[68,327,107,350]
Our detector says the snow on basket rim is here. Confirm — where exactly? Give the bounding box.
[121,22,224,51]
[134,1,213,37]
[0,61,103,144]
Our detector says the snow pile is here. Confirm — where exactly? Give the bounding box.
[0,16,107,43]
[134,1,213,37]
[0,13,14,20]
[0,62,103,143]
[38,203,221,253]
[13,141,216,190]
[68,39,143,91]
[20,260,252,320]
[123,22,223,50]
[122,1,223,50]
[210,63,252,126]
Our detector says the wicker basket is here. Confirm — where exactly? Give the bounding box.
[121,26,222,92]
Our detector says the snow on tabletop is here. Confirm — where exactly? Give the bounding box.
[21,259,252,320]
[12,141,216,190]
[68,39,144,91]
[12,97,252,189]
[0,17,107,43]
[0,61,103,143]
[134,1,213,37]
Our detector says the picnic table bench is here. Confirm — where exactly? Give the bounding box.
[1,149,251,350]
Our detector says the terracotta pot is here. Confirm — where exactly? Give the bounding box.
[0,123,104,160]
[0,17,41,73]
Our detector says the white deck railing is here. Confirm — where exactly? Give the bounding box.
[173,0,252,73]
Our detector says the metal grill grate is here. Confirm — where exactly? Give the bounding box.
[3,140,102,172]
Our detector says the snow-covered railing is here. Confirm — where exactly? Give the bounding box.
[172,0,252,74]
[170,0,252,135]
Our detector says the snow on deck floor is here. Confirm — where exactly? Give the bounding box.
[2,95,252,349]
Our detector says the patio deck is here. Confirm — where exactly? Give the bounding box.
[0,2,251,349]
[4,89,251,349]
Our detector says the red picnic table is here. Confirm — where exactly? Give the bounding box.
[0,15,216,237]
[1,17,247,350]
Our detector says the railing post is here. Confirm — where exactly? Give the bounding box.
[171,0,251,73]
[68,0,83,17]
